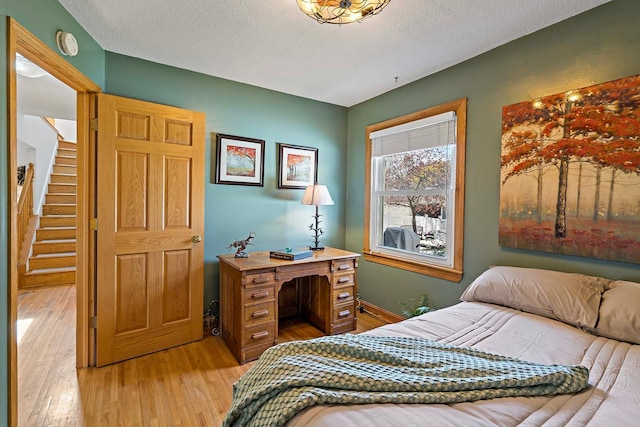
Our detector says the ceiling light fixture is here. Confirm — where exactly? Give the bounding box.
[296,0,391,25]
[15,53,48,78]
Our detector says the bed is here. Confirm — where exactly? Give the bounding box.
[226,266,640,426]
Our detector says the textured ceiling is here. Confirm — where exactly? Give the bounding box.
[57,0,609,107]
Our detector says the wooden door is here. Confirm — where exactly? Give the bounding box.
[95,94,205,366]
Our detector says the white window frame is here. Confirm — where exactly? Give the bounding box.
[363,99,467,282]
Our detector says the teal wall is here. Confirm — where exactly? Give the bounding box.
[104,52,348,310]
[0,0,105,87]
[346,0,640,313]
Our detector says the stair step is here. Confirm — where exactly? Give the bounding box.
[32,240,76,255]
[21,139,78,288]
[50,174,76,184]
[46,194,76,204]
[39,216,76,227]
[53,165,76,175]
[48,183,76,193]
[55,156,77,166]
[43,204,76,215]
[36,227,76,241]
[57,148,77,158]
[59,140,77,150]
[29,254,76,270]
[22,268,75,288]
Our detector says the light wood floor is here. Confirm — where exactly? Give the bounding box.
[18,285,389,426]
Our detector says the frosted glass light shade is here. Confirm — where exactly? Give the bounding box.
[301,184,335,206]
[296,0,391,25]
[15,54,48,78]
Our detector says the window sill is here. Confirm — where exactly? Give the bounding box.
[363,251,463,282]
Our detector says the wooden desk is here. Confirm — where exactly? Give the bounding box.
[218,247,360,364]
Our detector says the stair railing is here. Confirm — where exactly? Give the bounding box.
[17,163,35,287]
[17,163,35,248]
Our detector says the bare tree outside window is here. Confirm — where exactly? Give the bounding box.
[382,147,451,256]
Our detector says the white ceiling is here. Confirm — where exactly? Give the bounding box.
[54,0,609,107]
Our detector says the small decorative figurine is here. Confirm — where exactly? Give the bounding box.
[227,231,256,258]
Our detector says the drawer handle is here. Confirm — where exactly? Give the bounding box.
[338,310,351,318]
[252,291,270,299]
[337,276,351,283]
[251,309,270,318]
[251,331,269,340]
[337,264,351,271]
[337,292,351,300]
[252,277,270,284]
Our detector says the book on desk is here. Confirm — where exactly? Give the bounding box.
[269,248,313,261]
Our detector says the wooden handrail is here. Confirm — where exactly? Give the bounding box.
[17,162,34,251]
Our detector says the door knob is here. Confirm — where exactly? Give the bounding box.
[191,235,202,244]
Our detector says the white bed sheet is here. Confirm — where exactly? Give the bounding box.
[288,302,640,426]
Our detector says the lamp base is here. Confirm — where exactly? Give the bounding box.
[309,246,325,251]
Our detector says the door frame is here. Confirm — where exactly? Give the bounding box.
[7,17,101,426]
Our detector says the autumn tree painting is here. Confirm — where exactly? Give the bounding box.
[500,74,640,263]
[286,153,311,182]
[226,145,256,177]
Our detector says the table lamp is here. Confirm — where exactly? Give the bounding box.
[301,183,334,251]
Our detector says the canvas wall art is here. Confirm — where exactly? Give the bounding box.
[500,74,640,263]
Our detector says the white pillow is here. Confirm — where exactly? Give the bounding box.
[461,266,609,328]
[591,280,640,344]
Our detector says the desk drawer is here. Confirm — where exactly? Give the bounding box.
[243,285,276,305]
[244,272,275,287]
[242,322,275,347]
[244,301,275,325]
[333,273,355,287]
[333,302,355,323]
[332,259,355,273]
[332,286,355,304]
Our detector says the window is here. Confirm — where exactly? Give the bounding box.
[364,99,467,282]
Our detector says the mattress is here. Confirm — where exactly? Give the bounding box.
[288,301,640,426]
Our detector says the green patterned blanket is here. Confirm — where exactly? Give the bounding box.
[223,335,589,427]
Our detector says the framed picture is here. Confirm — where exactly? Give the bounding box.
[215,133,265,186]
[277,143,318,189]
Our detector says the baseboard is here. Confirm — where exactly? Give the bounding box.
[360,300,405,324]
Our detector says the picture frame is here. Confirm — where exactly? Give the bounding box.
[277,143,318,189]
[215,133,265,186]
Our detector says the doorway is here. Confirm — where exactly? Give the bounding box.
[7,18,101,426]
[15,54,80,423]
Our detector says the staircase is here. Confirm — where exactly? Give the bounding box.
[22,140,77,288]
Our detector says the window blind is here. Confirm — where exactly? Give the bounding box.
[370,111,456,157]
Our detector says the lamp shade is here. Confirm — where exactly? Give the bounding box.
[301,184,334,206]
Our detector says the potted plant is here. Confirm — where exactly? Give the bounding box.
[400,294,435,318]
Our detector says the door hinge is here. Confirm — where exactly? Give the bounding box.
[90,316,97,329]
[90,218,98,231]
[90,118,98,131]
